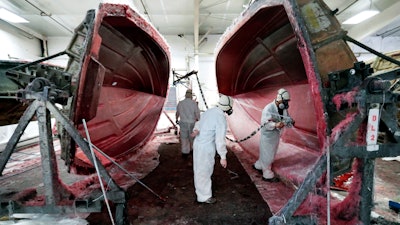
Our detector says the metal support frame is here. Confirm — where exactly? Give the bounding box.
[269,64,400,225]
[172,70,198,85]
[172,70,210,110]
[0,89,126,224]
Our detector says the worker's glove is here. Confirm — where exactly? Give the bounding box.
[282,117,294,128]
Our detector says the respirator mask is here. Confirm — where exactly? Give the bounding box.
[218,95,233,116]
[278,100,289,110]
[225,107,233,115]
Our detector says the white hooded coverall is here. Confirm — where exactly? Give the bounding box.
[176,98,200,154]
[192,107,227,202]
[254,101,289,179]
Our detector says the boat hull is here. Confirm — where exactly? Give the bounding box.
[62,3,170,171]
[0,4,170,172]
[216,0,357,155]
[215,0,362,223]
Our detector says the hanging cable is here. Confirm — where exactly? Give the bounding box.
[326,136,331,225]
[84,139,167,202]
[139,0,153,24]
[82,119,115,225]
[195,73,209,109]
[24,0,73,34]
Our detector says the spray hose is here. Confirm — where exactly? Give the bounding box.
[226,122,268,143]
[225,113,295,143]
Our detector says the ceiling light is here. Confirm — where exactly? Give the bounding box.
[0,8,29,23]
[342,10,379,25]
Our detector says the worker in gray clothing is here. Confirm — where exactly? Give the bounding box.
[176,89,200,158]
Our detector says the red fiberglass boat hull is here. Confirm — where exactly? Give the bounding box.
[60,3,170,171]
[216,0,356,157]
[215,0,364,224]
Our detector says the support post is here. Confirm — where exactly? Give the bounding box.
[36,99,70,205]
[359,158,375,225]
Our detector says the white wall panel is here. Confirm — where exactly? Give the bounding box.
[46,36,71,67]
[0,22,41,61]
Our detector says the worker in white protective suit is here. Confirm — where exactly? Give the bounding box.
[253,88,294,182]
[191,94,233,204]
[176,89,200,158]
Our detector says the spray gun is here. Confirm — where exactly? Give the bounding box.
[271,113,295,128]
[282,116,295,128]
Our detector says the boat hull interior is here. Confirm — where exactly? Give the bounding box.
[65,4,171,171]
[0,4,171,173]
[215,0,382,223]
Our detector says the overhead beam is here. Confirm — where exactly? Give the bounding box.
[23,0,73,34]
[199,28,212,46]
[194,0,200,55]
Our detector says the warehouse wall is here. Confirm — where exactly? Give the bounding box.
[46,36,71,67]
[0,21,42,61]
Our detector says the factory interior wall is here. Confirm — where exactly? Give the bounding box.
[0,21,42,61]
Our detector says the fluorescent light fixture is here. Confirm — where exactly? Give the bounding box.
[343,10,379,24]
[0,8,29,23]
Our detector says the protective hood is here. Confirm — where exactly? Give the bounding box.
[217,94,233,112]
[276,88,290,101]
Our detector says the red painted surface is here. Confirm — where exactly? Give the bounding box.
[73,88,166,168]
[70,3,170,171]
[216,0,361,223]
[216,2,320,157]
